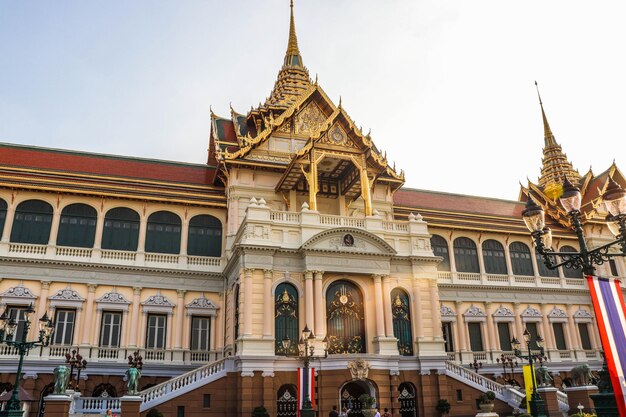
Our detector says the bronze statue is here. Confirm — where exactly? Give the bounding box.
[571,364,594,386]
[125,367,141,395]
[535,365,553,387]
[53,365,70,394]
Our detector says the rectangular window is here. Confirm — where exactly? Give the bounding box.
[455,389,463,401]
[497,322,512,351]
[442,322,454,352]
[468,322,484,352]
[5,306,27,342]
[553,323,567,350]
[578,323,592,350]
[146,314,167,349]
[203,394,211,409]
[177,406,185,417]
[191,316,211,351]
[54,309,76,346]
[525,322,539,350]
[99,311,122,348]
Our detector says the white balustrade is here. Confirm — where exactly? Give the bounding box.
[145,253,179,264]
[101,249,136,261]
[457,273,481,282]
[56,246,92,257]
[8,243,47,255]
[75,397,121,414]
[319,214,365,228]
[382,221,408,232]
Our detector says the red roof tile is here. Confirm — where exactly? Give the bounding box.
[0,143,217,185]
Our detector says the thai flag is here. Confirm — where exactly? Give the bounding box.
[297,367,315,417]
[587,275,626,415]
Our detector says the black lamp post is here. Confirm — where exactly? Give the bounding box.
[512,329,547,417]
[65,349,88,391]
[468,358,482,373]
[0,303,54,417]
[282,325,327,417]
[496,354,518,385]
[522,177,626,416]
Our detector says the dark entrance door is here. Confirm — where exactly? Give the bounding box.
[340,380,372,417]
[277,384,297,417]
[398,382,417,417]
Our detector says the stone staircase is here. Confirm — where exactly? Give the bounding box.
[444,361,569,416]
[139,357,234,412]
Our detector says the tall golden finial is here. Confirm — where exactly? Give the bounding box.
[535,81,557,147]
[284,0,303,67]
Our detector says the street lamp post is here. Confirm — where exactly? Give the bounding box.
[0,303,55,417]
[282,325,328,417]
[468,358,482,373]
[65,349,88,391]
[496,354,518,386]
[522,177,626,416]
[512,329,547,417]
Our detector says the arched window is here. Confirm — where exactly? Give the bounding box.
[431,235,450,271]
[187,215,222,257]
[276,384,297,417]
[0,199,7,239]
[91,383,118,398]
[145,211,181,254]
[398,382,417,417]
[326,280,365,354]
[560,245,583,278]
[10,200,53,244]
[453,237,479,273]
[101,208,140,251]
[510,242,534,276]
[391,288,413,356]
[57,204,97,248]
[482,240,507,274]
[536,253,559,277]
[275,282,298,355]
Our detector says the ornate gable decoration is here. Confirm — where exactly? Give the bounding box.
[48,286,85,310]
[548,307,567,318]
[463,305,486,321]
[574,308,593,322]
[142,293,175,315]
[319,122,356,149]
[0,285,38,306]
[493,305,514,317]
[185,296,219,317]
[440,305,456,317]
[301,228,396,256]
[291,101,326,136]
[521,306,542,321]
[96,290,131,312]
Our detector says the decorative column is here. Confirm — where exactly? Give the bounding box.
[305,154,319,211]
[47,206,62,246]
[263,270,273,337]
[567,305,581,350]
[243,268,254,336]
[33,281,51,339]
[359,159,373,216]
[128,287,142,347]
[174,290,186,348]
[1,199,16,243]
[93,211,105,250]
[373,275,386,337]
[476,241,486,276]
[382,275,394,338]
[429,279,442,338]
[448,237,457,273]
[513,302,524,337]
[180,218,189,256]
[137,212,148,252]
[81,284,97,346]
[412,278,424,339]
[540,304,555,350]
[504,245,514,278]
[455,301,467,352]
[485,302,496,353]
[304,270,315,334]
[314,271,325,338]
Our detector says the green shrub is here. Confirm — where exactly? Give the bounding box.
[251,406,270,417]
[435,398,451,415]
[146,409,164,417]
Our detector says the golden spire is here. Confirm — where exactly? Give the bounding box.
[534,82,580,189]
[284,0,303,68]
[535,81,557,147]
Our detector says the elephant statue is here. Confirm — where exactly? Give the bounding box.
[535,365,553,387]
[53,365,70,394]
[571,364,594,386]
[125,367,141,395]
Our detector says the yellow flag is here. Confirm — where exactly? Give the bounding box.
[522,365,537,413]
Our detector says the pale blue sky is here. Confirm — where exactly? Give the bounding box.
[1,1,625,199]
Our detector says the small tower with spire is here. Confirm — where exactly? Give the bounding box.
[266,0,312,109]
[534,82,581,189]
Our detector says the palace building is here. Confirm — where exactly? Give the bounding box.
[0,3,624,417]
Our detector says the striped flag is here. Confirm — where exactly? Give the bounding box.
[587,275,626,415]
[297,367,315,416]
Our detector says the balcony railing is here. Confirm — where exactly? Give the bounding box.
[0,242,223,272]
[436,271,593,291]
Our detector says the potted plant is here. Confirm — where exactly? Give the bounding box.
[478,390,496,412]
[436,398,451,416]
[359,394,377,417]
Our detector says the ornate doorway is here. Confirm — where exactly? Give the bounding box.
[277,384,297,417]
[340,380,376,417]
[398,382,417,417]
[326,280,365,354]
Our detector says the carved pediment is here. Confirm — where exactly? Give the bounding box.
[301,228,396,256]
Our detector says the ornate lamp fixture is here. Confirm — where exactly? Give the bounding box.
[282,325,328,417]
[0,303,54,417]
[512,329,547,417]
